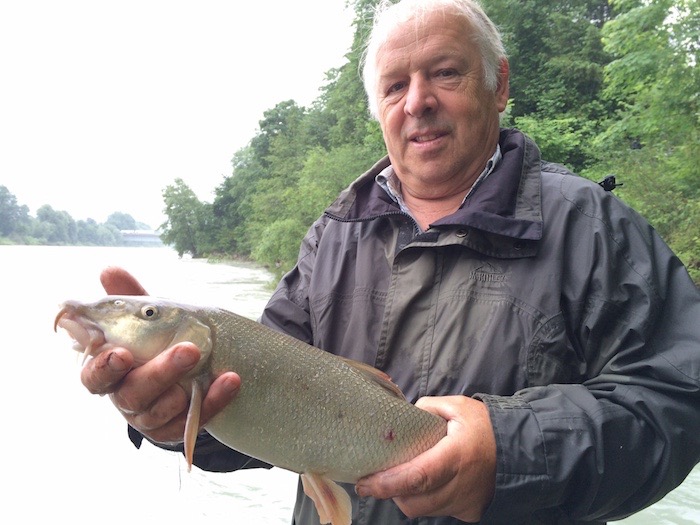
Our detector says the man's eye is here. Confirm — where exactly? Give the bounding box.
[388,81,406,93]
[436,69,458,78]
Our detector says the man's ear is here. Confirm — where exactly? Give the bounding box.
[495,58,510,112]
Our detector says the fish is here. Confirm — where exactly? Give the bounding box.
[54,296,448,525]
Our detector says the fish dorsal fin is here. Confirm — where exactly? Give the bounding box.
[301,472,352,525]
[340,357,406,400]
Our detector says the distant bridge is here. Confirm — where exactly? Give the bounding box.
[120,230,164,246]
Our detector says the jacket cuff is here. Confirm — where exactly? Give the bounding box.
[474,394,551,523]
[126,425,273,473]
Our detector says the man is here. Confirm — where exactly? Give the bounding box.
[83,0,700,523]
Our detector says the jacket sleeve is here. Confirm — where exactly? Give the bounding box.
[478,187,700,523]
[127,426,272,472]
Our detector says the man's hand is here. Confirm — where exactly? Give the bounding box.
[355,396,497,523]
[79,266,240,444]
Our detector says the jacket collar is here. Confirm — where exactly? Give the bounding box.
[325,128,543,241]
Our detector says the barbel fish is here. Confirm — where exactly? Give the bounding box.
[54,296,447,525]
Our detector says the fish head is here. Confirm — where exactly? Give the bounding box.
[54,295,211,366]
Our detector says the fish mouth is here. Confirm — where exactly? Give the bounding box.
[54,303,109,362]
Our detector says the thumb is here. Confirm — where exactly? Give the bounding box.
[101,266,148,295]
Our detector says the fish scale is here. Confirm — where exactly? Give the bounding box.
[55,295,448,525]
[205,309,442,480]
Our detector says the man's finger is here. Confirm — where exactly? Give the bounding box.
[80,347,134,395]
[110,343,200,414]
[356,434,455,500]
[100,266,148,295]
[200,372,241,424]
[126,371,241,443]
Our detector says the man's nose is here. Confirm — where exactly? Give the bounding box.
[404,77,437,117]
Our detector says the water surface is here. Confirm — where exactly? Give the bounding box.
[2,245,696,524]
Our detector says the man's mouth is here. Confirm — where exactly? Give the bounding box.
[413,133,443,143]
[409,128,448,143]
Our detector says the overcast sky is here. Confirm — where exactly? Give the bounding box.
[0,1,355,229]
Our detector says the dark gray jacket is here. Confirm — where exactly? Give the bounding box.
[180,129,700,524]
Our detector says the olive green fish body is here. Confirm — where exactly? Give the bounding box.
[55,296,447,525]
[202,309,445,481]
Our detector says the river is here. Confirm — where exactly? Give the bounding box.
[1,245,697,524]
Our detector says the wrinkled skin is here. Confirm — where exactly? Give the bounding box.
[81,5,502,520]
[356,396,496,522]
[356,10,501,519]
[80,266,240,443]
[83,268,497,522]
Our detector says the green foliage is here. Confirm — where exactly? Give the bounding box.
[106,212,137,231]
[670,198,700,284]
[157,0,699,285]
[0,185,138,246]
[590,0,700,280]
[160,178,206,257]
[252,218,310,280]
[514,115,597,171]
[0,185,31,236]
[77,219,122,246]
[485,0,613,118]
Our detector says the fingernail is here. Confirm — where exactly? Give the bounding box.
[355,483,368,498]
[222,374,240,396]
[107,351,130,373]
[173,347,199,369]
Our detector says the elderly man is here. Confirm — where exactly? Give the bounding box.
[83,0,700,523]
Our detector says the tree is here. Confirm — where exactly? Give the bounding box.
[160,179,205,257]
[588,0,700,281]
[36,205,78,244]
[157,0,698,285]
[106,212,137,231]
[0,185,30,237]
[599,0,698,164]
[210,146,266,255]
[77,218,121,245]
[485,0,613,118]
[483,0,614,172]
[243,100,316,253]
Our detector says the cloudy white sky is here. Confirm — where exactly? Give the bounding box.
[0,1,355,229]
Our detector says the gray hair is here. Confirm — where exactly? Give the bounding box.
[361,0,507,118]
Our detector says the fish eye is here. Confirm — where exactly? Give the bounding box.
[141,305,159,319]
[114,299,125,307]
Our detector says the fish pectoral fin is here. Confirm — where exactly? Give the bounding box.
[300,473,351,525]
[340,357,406,400]
[183,379,204,472]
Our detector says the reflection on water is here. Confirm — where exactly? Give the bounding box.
[1,245,697,524]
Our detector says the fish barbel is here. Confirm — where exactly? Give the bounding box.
[54,296,447,525]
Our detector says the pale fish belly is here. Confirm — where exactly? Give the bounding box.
[204,310,447,483]
[205,383,446,482]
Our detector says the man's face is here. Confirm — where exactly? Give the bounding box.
[374,11,509,200]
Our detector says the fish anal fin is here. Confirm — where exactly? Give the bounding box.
[340,357,405,400]
[183,379,203,472]
[301,473,351,525]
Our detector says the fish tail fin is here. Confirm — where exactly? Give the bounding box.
[301,472,352,525]
[184,380,203,472]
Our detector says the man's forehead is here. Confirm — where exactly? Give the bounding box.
[376,24,473,79]
[378,47,466,76]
